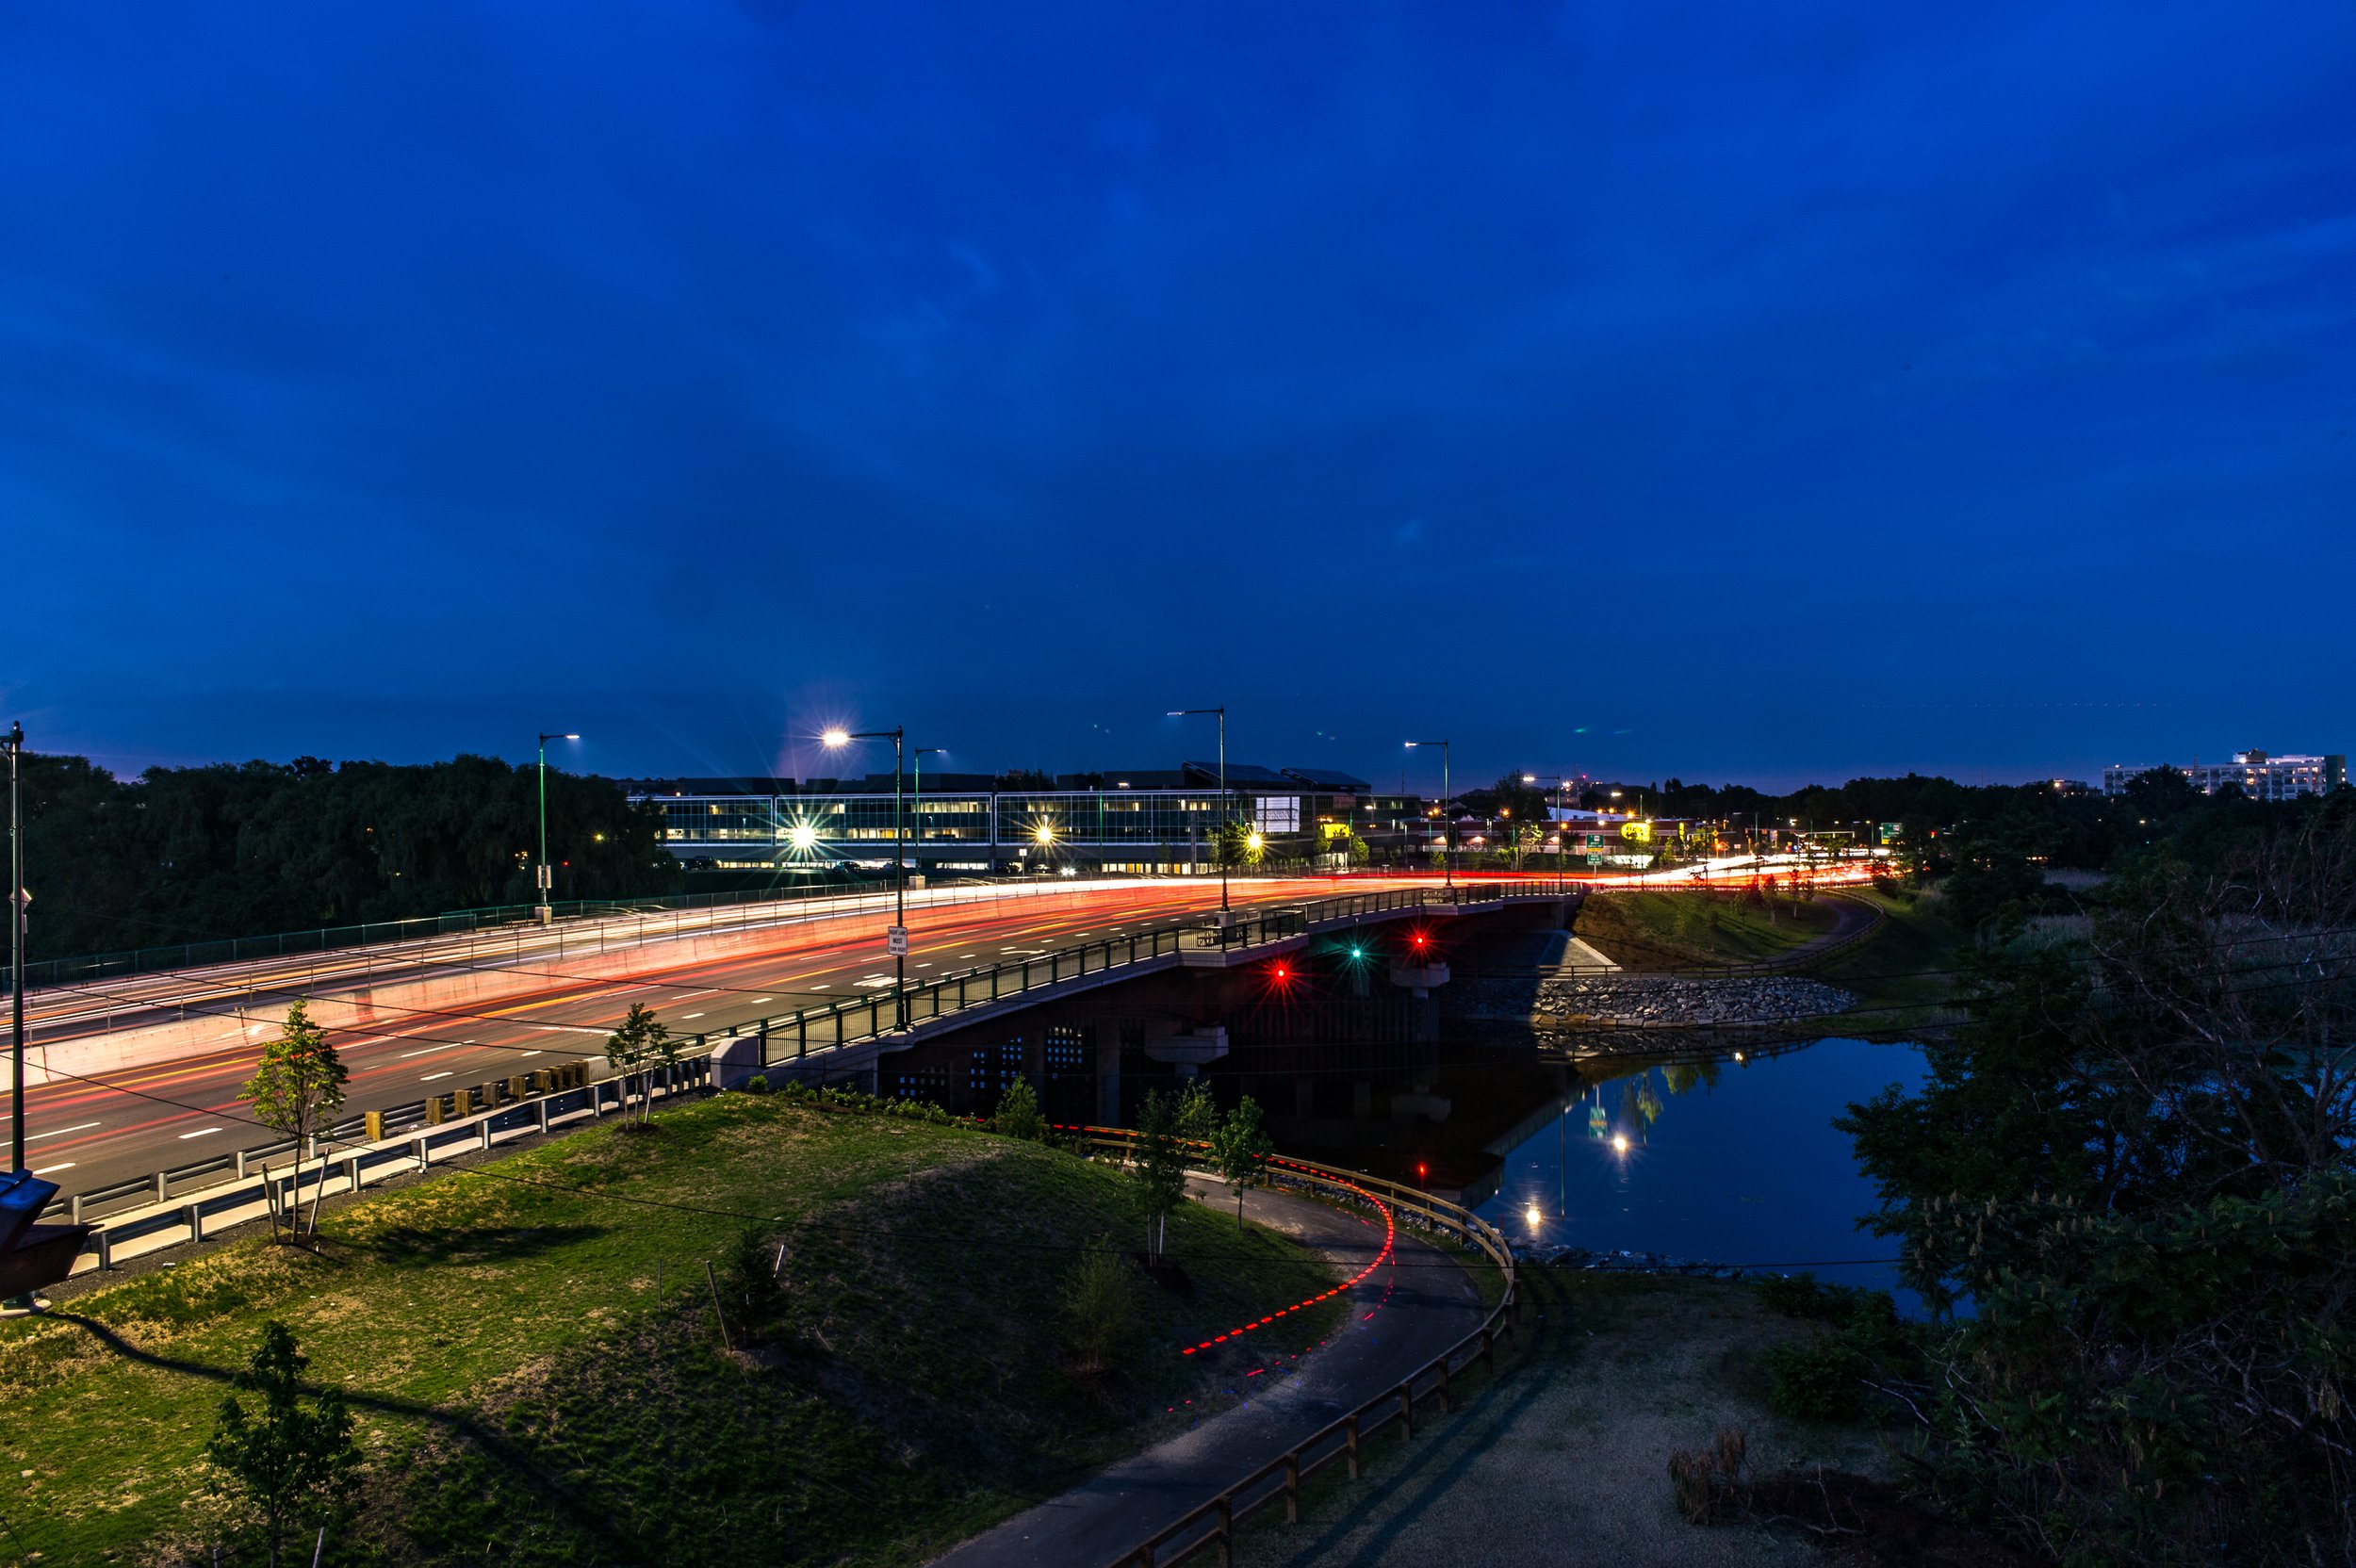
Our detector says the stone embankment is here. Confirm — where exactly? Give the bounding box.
[1508,1240,1756,1279]
[1536,973,1853,1026]
[1448,972,1854,1028]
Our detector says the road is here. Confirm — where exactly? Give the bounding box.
[15,877,1424,1200]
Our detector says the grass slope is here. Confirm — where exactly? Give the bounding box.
[1574,890,1841,972]
[1809,887,1969,1024]
[0,1096,1346,1566]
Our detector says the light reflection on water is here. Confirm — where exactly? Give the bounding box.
[1476,1037,1928,1311]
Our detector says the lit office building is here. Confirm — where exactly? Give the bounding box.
[622,762,1424,874]
[2102,750,2347,802]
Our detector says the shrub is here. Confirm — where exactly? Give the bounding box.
[720,1224,785,1335]
[1763,1339,1872,1422]
[744,1074,770,1095]
[993,1079,1047,1141]
[1063,1240,1136,1373]
[1667,1427,1749,1524]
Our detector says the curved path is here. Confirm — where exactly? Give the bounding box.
[931,1176,1488,1568]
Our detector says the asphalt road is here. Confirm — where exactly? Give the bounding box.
[931,1175,1490,1568]
[16,877,1408,1199]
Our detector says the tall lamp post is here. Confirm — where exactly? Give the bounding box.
[824,727,908,1025]
[1166,707,1233,917]
[911,748,945,886]
[535,732,579,924]
[1405,739,1452,888]
[8,721,25,1175]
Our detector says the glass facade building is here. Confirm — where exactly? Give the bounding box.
[623,765,1423,874]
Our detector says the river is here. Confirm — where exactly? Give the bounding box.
[1474,1037,1928,1309]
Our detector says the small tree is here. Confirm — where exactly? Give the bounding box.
[205,1321,361,1568]
[1131,1090,1188,1263]
[993,1078,1048,1140]
[1063,1238,1136,1374]
[604,1002,674,1125]
[719,1223,785,1338]
[1208,1095,1274,1227]
[239,1000,348,1241]
[1172,1077,1218,1144]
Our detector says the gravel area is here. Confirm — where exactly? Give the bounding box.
[1229,1270,1890,1568]
[1536,974,1854,1025]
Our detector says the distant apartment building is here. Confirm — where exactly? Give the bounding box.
[2102,751,2347,802]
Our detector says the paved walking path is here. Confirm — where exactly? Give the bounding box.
[929,1176,1489,1568]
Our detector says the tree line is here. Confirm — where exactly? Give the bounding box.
[12,751,680,963]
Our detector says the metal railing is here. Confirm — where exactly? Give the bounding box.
[751,880,1576,1069]
[45,1056,716,1262]
[1077,1132,1520,1568]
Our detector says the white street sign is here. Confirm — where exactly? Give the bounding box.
[886,925,908,956]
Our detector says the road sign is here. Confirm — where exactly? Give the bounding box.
[886,925,908,956]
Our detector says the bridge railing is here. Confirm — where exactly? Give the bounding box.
[753,879,1575,1069]
[1076,1132,1520,1568]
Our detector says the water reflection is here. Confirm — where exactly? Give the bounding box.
[1481,1037,1927,1310]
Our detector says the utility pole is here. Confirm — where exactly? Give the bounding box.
[912,748,945,887]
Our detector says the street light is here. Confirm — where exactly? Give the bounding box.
[1167,707,1234,917]
[535,732,579,925]
[911,748,946,884]
[824,726,909,1025]
[1405,740,1452,888]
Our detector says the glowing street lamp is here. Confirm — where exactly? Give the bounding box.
[1405,739,1452,888]
[535,732,579,924]
[824,725,910,1026]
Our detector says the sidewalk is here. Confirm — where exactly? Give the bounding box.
[929,1177,1489,1568]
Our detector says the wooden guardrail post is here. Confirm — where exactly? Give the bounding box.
[1217,1496,1234,1565]
[1284,1454,1301,1523]
[1347,1414,1362,1478]
[1436,1362,1452,1413]
[1398,1383,1414,1439]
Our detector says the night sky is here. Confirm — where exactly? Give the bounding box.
[6,3,2351,792]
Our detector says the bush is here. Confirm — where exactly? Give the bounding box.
[1063,1240,1136,1373]
[993,1080,1047,1142]
[720,1224,784,1336]
[1667,1427,1749,1524]
[1763,1339,1872,1422]
[744,1074,770,1095]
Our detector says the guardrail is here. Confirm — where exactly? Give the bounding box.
[1076,1130,1520,1568]
[45,1055,717,1268]
[753,880,1578,1070]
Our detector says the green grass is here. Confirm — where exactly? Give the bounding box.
[1811,886,1969,1025]
[0,1096,1347,1566]
[1574,889,1841,972]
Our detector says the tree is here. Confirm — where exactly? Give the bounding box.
[1208,1096,1274,1226]
[239,1000,348,1241]
[1172,1077,1218,1143]
[992,1078,1046,1141]
[603,1002,675,1125]
[205,1321,361,1568]
[1131,1090,1188,1263]
[1834,808,2356,1565]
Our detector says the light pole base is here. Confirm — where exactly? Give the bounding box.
[0,1293,46,1317]
[535,905,552,925]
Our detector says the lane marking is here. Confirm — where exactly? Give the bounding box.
[177,1126,223,1140]
[31,1162,74,1175]
[681,1012,705,1020]
[517,1050,542,1058]
[751,997,772,1004]
[421,1071,454,1082]
[400,1043,464,1059]
[25,1120,101,1143]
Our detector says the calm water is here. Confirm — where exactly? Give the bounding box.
[1476,1037,1927,1308]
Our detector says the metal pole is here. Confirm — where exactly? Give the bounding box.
[536,734,548,923]
[8,721,22,1172]
[1219,706,1229,913]
[894,729,906,1027]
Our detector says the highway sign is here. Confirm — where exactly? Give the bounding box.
[886,925,908,956]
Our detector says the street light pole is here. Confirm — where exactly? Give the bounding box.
[535,732,579,924]
[1406,740,1451,888]
[8,721,24,1174]
[824,727,908,1025]
[1167,708,1231,916]
[912,748,945,888]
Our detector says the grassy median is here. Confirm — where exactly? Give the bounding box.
[0,1095,1347,1566]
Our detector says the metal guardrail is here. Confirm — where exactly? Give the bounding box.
[46,1056,716,1264]
[1076,1131,1520,1568]
[751,881,1578,1069]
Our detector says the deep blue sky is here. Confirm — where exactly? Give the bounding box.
[5,3,2351,792]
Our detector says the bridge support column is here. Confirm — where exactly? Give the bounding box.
[1096,1024,1121,1124]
